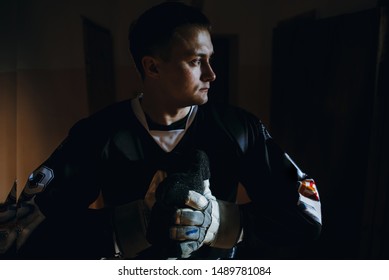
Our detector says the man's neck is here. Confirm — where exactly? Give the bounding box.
[140,96,191,126]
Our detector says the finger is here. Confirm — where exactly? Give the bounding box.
[178,241,200,258]
[175,208,204,226]
[202,179,216,200]
[185,191,208,210]
[170,226,202,241]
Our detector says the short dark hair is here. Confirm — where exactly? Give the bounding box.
[129,2,211,79]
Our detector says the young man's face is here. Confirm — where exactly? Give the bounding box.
[155,26,216,108]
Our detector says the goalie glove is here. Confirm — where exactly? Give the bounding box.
[170,182,241,258]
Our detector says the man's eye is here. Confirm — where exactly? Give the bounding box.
[190,59,201,66]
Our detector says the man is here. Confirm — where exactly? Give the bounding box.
[14,2,321,259]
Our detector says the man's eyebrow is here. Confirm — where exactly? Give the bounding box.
[186,51,214,57]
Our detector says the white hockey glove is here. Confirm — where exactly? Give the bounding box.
[170,181,241,258]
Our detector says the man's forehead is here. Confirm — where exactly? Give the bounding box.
[172,27,214,56]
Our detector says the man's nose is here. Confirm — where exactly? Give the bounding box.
[201,63,216,82]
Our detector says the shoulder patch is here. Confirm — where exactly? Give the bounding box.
[22,166,54,197]
[298,179,319,201]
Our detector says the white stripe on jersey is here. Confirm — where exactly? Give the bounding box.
[131,96,198,152]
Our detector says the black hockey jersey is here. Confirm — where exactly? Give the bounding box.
[15,98,321,259]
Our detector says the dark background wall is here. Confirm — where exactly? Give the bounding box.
[1,0,385,259]
[271,5,389,259]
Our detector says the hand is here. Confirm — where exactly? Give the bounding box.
[147,176,240,259]
[169,183,220,258]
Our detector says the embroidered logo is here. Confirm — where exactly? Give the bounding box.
[298,179,319,201]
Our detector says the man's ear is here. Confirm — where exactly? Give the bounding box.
[142,56,160,79]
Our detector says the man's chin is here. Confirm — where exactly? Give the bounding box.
[195,95,208,105]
